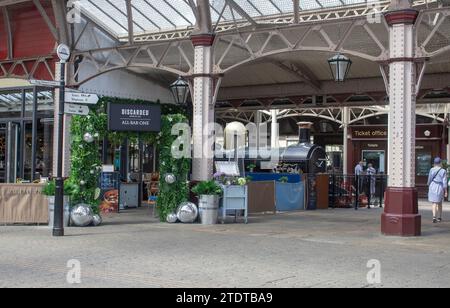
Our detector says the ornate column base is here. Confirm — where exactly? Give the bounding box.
[381,187,421,236]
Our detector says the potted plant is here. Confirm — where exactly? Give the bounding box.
[247,163,256,173]
[42,180,75,228]
[279,176,289,183]
[192,180,223,225]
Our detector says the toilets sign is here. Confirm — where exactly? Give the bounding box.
[108,103,161,132]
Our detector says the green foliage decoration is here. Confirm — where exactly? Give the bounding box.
[156,114,191,221]
[68,96,188,216]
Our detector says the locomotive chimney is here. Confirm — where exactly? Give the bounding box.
[298,122,313,144]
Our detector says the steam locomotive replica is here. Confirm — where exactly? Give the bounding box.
[216,122,328,175]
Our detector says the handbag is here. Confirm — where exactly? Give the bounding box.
[430,168,443,185]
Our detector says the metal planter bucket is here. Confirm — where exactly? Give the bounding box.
[48,196,71,228]
[198,195,219,225]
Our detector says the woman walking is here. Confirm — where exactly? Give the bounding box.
[428,157,447,223]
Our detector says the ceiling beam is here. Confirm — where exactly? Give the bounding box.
[218,73,450,101]
[126,0,134,44]
[32,0,58,41]
[0,0,30,6]
[2,6,13,59]
[270,60,322,91]
[293,0,300,24]
[51,0,70,45]
[226,0,258,27]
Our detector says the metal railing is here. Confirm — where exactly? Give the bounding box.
[329,174,388,209]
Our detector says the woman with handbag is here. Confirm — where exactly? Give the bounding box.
[428,157,448,223]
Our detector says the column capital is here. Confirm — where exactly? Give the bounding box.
[384,9,419,26]
[190,33,216,47]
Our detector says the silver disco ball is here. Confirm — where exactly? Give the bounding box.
[92,214,102,227]
[166,213,178,223]
[70,204,94,227]
[164,173,176,184]
[83,132,94,143]
[176,202,198,223]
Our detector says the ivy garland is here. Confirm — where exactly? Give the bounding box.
[68,96,188,217]
[69,107,107,214]
[156,114,191,221]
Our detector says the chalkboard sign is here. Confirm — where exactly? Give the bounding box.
[108,103,161,132]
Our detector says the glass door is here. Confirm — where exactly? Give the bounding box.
[6,122,20,183]
[0,124,6,183]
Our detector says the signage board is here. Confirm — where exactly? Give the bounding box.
[65,103,89,116]
[108,103,161,132]
[352,128,387,139]
[29,79,60,87]
[65,92,99,105]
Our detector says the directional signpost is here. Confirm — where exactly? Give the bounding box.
[29,79,60,87]
[54,43,71,238]
[65,103,90,116]
[65,92,99,105]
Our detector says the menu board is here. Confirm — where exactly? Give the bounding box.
[98,172,120,214]
[416,153,432,176]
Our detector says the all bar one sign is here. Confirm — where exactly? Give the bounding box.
[108,103,161,132]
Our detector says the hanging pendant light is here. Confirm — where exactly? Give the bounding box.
[328,53,352,82]
[170,76,190,105]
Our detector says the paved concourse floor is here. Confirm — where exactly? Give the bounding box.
[1,201,450,288]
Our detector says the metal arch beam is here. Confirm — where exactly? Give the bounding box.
[213,18,389,74]
[416,9,450,58]
[261,108,344,125]
[219,105,447,127]
[69,64,183,87]
[269,60,321,91]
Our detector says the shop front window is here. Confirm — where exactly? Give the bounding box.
[0,87,54,183]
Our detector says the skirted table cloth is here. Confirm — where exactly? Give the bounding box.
[0,184,47,224]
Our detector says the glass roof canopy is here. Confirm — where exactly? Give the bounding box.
[78,0,380,38]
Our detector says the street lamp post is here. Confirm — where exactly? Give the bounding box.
[53,44,71,237]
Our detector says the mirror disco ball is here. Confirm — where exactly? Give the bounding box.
[70,204,94,227]
[176,202,198,223]
[166,213,178,223]
[164,173,176,184]
[92,214,102,227]
[83,132,94,143]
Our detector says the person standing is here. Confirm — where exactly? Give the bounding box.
[355,161,364,176]
[367,163,377,207]
[428,157,447,223]
[354,161,365,209]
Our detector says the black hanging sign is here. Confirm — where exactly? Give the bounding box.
[108,103,161,132]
